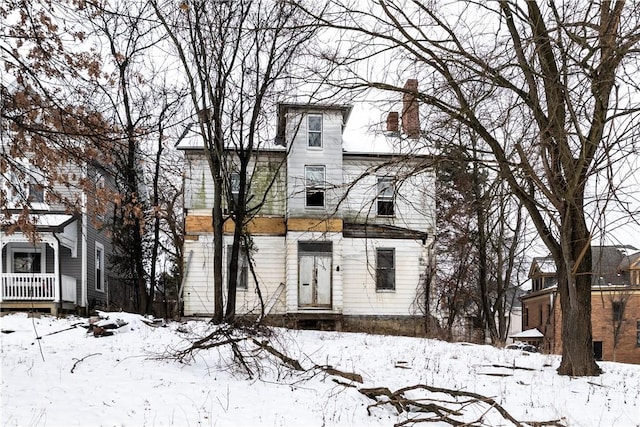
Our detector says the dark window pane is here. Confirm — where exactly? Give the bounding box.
[377,200,394,216]
[299,242,333,253]
[306,190,324,207]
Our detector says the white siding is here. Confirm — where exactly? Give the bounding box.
[341,238,425,316]
[286,111,344,218]
[342,158,435,233]
[183,235,286,316]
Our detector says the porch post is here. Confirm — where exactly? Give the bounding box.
[52,239,60,303]
[0,240,5,302]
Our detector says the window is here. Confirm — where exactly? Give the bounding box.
[13,251,42,273]
[523,308,529,328]
[227,244,248,290]
[95,243,104,292]
[308,114,322,148]
[377,177,395,216]
[376,248,395,291]
[305,165,325,207]
[28,182,45,204]
[637,320,640,347]
[612,300,624,322]
[230,173,240,208]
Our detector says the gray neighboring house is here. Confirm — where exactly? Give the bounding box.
[1,160,114,316]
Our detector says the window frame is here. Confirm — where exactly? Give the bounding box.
[95,242,105,292]
[376,248,396,291]
[227,244,249,291]
[230,172,241,208]
[307,114,323,148]
[305,165,326,208]
[376,176,395,217]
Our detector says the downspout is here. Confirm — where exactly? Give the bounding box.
[81,163,88,312]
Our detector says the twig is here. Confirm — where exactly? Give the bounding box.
[70,353,102,373]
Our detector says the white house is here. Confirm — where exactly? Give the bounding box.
[179,81,436,334]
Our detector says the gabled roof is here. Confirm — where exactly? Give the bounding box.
[528,245,639,285]
[528,256,555,278]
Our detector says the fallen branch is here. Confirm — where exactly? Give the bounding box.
[70,353,101,373]
[36,322,84,339]
[251,338,304,371]
[358,384,566,427]
[315,365,363,383]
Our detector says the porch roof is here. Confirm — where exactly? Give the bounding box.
[2,214,78,257]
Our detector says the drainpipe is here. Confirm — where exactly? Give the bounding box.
[81,163,88,312]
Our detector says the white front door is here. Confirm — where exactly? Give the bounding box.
[298,254,332,308]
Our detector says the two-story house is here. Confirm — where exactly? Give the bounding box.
[1,159,114,316]
[179,82,436,335]
[523,245,640,364]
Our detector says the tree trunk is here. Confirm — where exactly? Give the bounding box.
[212,158,224,324]
[556,207,601,376]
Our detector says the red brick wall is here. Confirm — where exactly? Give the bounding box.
[523,288,640,364]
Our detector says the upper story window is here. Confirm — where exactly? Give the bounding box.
[305,165,325,207]
[28,182,45,204]
[308,114,322,148]
[376,248,395,291]
[377,177,395,216]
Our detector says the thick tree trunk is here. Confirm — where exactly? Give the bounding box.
[556,208,601,376]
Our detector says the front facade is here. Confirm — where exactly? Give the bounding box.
[1,162,113,315]
[522,246,640,364]
[180,95,436,334]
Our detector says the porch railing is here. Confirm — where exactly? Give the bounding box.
[1,274,56,300]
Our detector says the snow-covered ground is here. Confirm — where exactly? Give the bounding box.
[1,312,639,427]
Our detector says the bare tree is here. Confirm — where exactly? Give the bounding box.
[152,0,323,323]
[300,0,640,375]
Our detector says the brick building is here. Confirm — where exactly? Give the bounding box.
[522,246,640,364]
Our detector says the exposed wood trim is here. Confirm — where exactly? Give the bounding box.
[343,222,427,242]
[286,218,343,233]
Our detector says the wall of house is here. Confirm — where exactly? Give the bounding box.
[286,110,344,219]
[182,234,287,316]
[341,237,425,316]
[341,157,435,232]
[183,151,287,216]
[524,288,640,364]
[590,289,640,364]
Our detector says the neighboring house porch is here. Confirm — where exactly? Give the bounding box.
[1,214,83,315]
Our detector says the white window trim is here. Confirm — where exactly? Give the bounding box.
[8,245,45,273]
[305,165,326,208]
[376,176,395,217]
[307,114,323,149]
[95,242,105,293]
[376,247,396,292]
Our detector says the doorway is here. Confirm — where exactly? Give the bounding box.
[298,241,332,308]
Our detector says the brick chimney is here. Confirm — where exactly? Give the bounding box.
[402,79,419,139]
[386,111,399,132]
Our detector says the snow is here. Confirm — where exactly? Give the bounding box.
[510,328,544,339]
[2,312,639,427]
